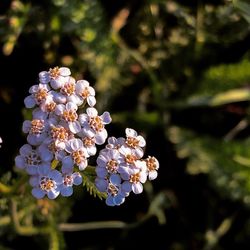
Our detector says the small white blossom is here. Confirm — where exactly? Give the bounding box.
[75,80,96,106]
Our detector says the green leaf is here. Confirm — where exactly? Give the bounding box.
[233,0,250,23]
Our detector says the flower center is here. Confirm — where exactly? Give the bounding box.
[30,119,45,134]
[107,183,119,196]
[89,116,104,132]
[49,67,60,79]
[72,150,85,165]
[61,81,75,96]
[51,126,70,141]
[40,177,55,191]
[125,154,136,164]
[34,88,48,103]
[129,172,140,183]
[126,137,139,148]
[106,159,118,173]
[26,150,41,166]
[63,110,78,122]
[63,175,73,186]
[45,101,56,112]
[145,156,158,171]
[82,137,95,147]
[81,88,90,98]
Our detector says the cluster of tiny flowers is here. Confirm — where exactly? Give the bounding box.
[95,128,159,206]
[15,67,111,199]
[14,66,159,205]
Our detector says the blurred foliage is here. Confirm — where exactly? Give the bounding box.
[169,126,250,204]
[1,0,250,249]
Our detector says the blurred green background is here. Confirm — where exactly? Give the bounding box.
[1,0,250,249]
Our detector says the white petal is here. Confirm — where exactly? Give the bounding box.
[121,181,132,193]
[61,186,73,197]
[59,67,71,76]
[137,135,146,147]
[78,114,88,124]
[72,173,82,185]
[15,155,25,169]
[22,120,31,134]
[69,121,81,134]
[32,188,45,199]
[95,130,107,145]
[106,196,115,206]
[29,176,39,187]
[24,96,36,108]
[26,166,38,175]
[39,71,50,84]
[95,167,107,178]
[19,144,32,156]
[139,171,147,183]
[148,170,158,180]
[132,183,143,194]
[87,96,96,107]
[86,107,98,117]
[110,174,121,185]
[125,128,137,137]
[66,101,78,111]
[62,156,74,169]
[114,194,125,205]
[101,112,112,124]
[47,189,60,199]
[49,170,63,183]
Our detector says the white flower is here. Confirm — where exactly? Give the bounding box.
[24,83,50,108]
[81,135,97,156]
[39,66,71,89]
[55,102,81,134]
[106,136,125,150]
[123,128,145,158]
[75,80,96,107]
[59,171,82,197]
[96,148,121,178]
[60,76,83,106]
[95,174,127,206]
[121,166,147,194]
[79,107,112,145]
[15,144,51,175]
[30,169,63,199]
[62,138,89,171]
[145,156,159,180]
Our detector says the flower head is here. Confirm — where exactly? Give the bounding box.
[16,66,159,203]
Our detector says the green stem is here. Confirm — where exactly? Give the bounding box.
[58,221,127,231]
[10,199,50,236]
[48,227,61,250]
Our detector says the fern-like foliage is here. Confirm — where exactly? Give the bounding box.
[82,172,107,200]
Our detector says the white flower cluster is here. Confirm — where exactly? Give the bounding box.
[15,66,159,206]
[95,128,159,206]
[15,67,111,199]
